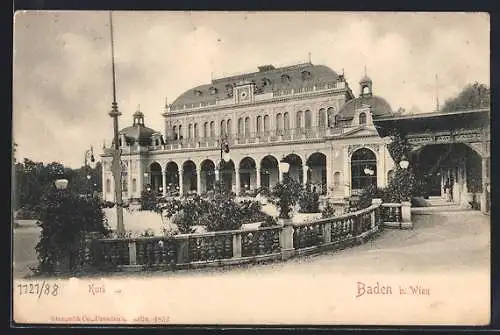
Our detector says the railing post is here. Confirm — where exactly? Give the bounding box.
[279,221,295,260]
[401,201,413,229]
[176,237,189,264]
[232,233,242,258]
[128,241,137,265]
[323,221,332,244]
[371,199,382,229]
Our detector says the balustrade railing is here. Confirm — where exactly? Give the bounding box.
[91,202,385,271]
[380,203,403,224]
[154,126,348,151]
[187,232,233,262]
[241,226,281,257]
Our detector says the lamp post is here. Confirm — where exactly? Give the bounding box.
[218,135,231,193]
[108,11,125,237]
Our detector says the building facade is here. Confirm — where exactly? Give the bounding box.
[100,62,397,202]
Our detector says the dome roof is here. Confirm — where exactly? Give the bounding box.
[118,112,159,146]
[170,63,341,109]
[338,95,393,119]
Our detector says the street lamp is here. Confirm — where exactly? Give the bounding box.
[54,178,69,190]
[279,157,290,174]
[364,166,374,176]
[218,136,231,193]
[399,156,409,169]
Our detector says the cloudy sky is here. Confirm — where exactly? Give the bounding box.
[13,11,489,168]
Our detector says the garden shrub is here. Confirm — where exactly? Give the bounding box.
[35,188,111,275]
[270,177,303,219]
[140,189,159,211]
[298,185,320,213]
[321,202,337,219]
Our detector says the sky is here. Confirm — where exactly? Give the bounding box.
[13,11,490,168]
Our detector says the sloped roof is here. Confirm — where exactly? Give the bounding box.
[171,63,341,108]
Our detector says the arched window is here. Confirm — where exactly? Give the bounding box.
[327,107,335,127]
[359,112,367,125]
[333,172,341,188]
[238,118,244,137]
[284,112,290,131]
[203,122,208,138]
[264,115,270,134]
[194,123,199,138]
[318,108,326,128]
[256,116,262,135]
[220,120,226,137]
[226,119,232,135]
[351,148,377,194]
[305,110,312,129]
[106,179,111,193]
[132,178,137,193]
[244,116,250,137]
[276,113,283,133]
[188,124,193,139]
[296,111,303,131]
[122,174,128,193]
[173,125,178,140]
[210,121,215,138]
[178,125,183,140]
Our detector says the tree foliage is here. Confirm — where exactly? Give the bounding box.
[13,159,102,212]
[35,187,110,274]
[298,184,321,213]
[440,82,490,113]
[270,176,303,219]
[386,129,412,164]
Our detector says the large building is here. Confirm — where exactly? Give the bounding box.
[101,62,399,202]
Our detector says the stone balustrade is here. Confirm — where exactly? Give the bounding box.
[88,201,393,273]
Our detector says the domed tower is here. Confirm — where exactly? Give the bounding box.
[132,108,145,126]
[359,66,373,97]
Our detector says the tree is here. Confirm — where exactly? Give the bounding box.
[35,186,110,274]
[270,176,303,219]
[441,82,490,113]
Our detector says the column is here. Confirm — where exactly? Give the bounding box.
[235,166,240,196]
[256,166,261,189]
[343,146,350,197]
[162,169,167,197]
[179,169,184,196]
[302,162,308,187]
[326,147,334,195]
[196,167,202,194]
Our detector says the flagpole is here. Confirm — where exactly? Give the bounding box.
[108,11,125,237]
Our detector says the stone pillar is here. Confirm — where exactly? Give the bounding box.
[401,201,412,229]
[256,167,261,189]
[371,198,382,229]
[128,241,137,265]
[232,233,242,258]
[326,148,334,195]
[196,167,201,194]
[279,221,295,260]
[235,166,240,196]
[279,170,284,184]
[178,169,184,196]
[302,162,308,187]
[162,170,167,197]
[176,238,189,264]
[343,147,350,197]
